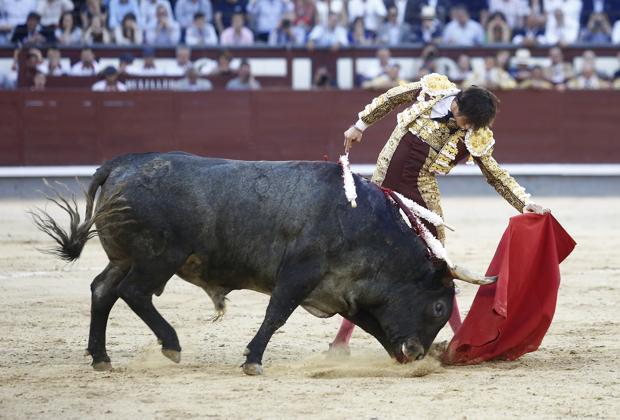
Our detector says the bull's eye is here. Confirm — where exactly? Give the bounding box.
[432,301,446,318]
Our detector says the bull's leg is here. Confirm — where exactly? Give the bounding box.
[116,264,182,363]
[242,257,323,375]
[87,263,128,371]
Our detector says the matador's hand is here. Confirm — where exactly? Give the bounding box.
[344,125,363,153]
[523,203,550,214]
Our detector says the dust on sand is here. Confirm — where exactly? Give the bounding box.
[0,197,619,419]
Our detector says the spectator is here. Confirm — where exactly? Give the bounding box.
[168,44,193,75]
[413,44,441,79]
[359,47,393,81]
[92,65,128,91]
[80,0,107,29]
[248,0,292,43]
[186,11,218,45]
[520,65,554,89]
[349,16,373,46]
[174,66,213,90]
[307,11,348,48]
[37,46,69,75]
[543,46,574,85]
[145,4,181,45]
[568,61,610,89]
[580,0,620,27]
[512,12,545,45]
[207,50,235,75]
[510,47,532,83]
[118,53,134,75]
[544,6,580,45]
[543,0,582,30]
[0,0,38,44]
[486,11,512,43]
[83,14,112,44]
[442,4,484,46]
[465,55,517,89]
[0,49,19,89]
[175,0,213,30]
[70,47,100,75]
[312,66,334,89]
[293,0,316,31]
[114,12,143,44]
[347,0,387,37]
[55,11,82,45]
[226,59,261,90]
[31,70,46,90]
[268,12,305,46]
[108,0,140,30]
[450,53,473,84]
[377,5,412,45]
[10,12,54,45]
[488,0,530,29]
[132,46,162,75]
[362,63,405,89]
[614,17,620,43]
[36,0,74,27]
[579,12,612,43]
[220,11,254,45]
[213,0,248,34]
[315,0,345,27]
[23,46,43,81]
[401,0,451,30]
[140,0,173,29]
[496,49,511,71]
[410,5,441,44]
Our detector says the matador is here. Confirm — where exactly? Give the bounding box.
[331,73,549,353]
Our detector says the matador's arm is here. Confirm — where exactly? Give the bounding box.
[354,83,422,131]
[474,153,531,213]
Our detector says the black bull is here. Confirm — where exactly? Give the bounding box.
[33,152,455,375]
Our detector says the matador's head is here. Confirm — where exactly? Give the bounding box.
[451,87,499,131]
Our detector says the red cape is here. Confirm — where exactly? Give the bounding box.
[443,213,576,365]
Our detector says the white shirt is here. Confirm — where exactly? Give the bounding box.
[612,20,620,44]
[36,0,74,27]
[315,0,344,25]
[140,0,173,29]
[442,19,485,45]
[308,24,349,47]
[92,80,128,91]
[0,0,38,27]
[347,0,387,32]
[70,60,100,76]
[489,0,530,28]
[37,60,70,75]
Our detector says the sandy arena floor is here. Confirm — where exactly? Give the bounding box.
[0,196,618,419]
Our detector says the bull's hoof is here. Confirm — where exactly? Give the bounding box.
[92,360,112,371]
[162,348,181,363]
[243,363,263,376]
[325,342,351,358]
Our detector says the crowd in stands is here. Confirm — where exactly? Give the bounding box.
[1,1,620,90]
[2,0,620,48]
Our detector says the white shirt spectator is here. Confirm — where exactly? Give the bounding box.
[70,60,100,76]
[108,0,141,30]
[114,24,144,44]
[612,18,620,43]
[315,0,344,25]
[442,18,484,45]
[54,26,82,45]
[36,0,73,27]
[186,21,218,45]
[0,0,38,28]
[308,23,348,47]
[174,0,212,29]
[140,0,173,29]
[488,0,530,29]
[544,8,580,44]
[543,0,582,24]
[145,9,181,45]
[37,59,69,75]
[92,80,128,91]
[247,0,293,35]
[347,0,387,33]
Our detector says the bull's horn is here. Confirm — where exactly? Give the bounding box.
[450,264,497,285]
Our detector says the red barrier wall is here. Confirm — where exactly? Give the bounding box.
[1,89,618,165]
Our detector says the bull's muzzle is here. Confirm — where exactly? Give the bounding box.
[399,338,426,363]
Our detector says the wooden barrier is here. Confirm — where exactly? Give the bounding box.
[0,89,618,166]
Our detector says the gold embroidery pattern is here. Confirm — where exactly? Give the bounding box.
[464,127,495,157]
[428,130,464,175]
[419,156,445,244]
[371,124,410,186]
[475,154,531,212]
[359,82,422,126]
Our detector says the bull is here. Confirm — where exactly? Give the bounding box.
[33,152,481,375]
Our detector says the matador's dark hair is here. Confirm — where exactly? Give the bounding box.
[455,86,499,130]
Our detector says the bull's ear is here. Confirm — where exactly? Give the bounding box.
[433,260,454,288]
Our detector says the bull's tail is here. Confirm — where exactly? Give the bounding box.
[30,165,126,262]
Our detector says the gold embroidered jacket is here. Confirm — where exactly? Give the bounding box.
[357,74,531,213]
